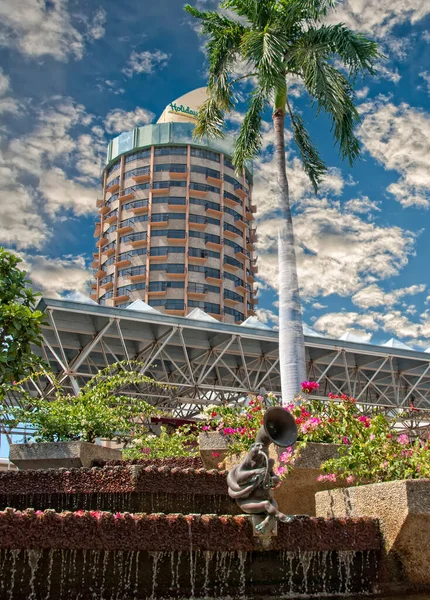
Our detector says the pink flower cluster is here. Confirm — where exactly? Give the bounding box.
[357,415,370,428]
[317,473,337,482]
[299,417,322,434]
[301,381,320,394]
[222,427,247,436]
[397,434,409,445]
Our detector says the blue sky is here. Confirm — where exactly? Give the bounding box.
[1,0,430,349]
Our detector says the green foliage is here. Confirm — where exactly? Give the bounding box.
[184,0,382,184]
[124,425,199,459]
[2,361,164,444]
[0,248,46,385]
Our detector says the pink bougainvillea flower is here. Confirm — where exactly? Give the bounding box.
[114,513,122,520]
[202,425,211,431]
[211,452,220,458]
[301,381,320,394]
[398,434,409,445]
[275,466,287,476]
[358,415,370,428]
[345,475,355,485]
[342,436,350,445]
[317,473,337,482]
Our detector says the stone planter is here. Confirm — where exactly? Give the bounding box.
[199,434,347,516]
[9,441,122,470]
[315,479,430,590]
[199,431,230,469]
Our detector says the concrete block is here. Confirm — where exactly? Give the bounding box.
[10,441,122,470]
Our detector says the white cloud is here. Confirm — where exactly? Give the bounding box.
[0,67,21,115]
[41,168,98,217]
[0,96,103,248]
[313,311,379,339]
[255,204,415,299]
[358,100,430,208]
[0,0,106,61]
[104,107,155,134]
[18,253,91,298]
[351,283,426,309]
[419,71,430,94]
[123,50,170,78]
[344,196,381,214]
[326,0,430,39]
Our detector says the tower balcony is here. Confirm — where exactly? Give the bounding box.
[169,171,188,180]
[106,181,120,194]
[133,173,150,184]
[165,308,185,316]
[206,173,222,186]
[188,255,207,265]
[96,199,103,208]
[148,289,167,297]
[131,204,148,215]
[94,269,106,279]
[224,263,239,274]
[113,295,129,305]
[152,184,170,195]
[101,246,115,258]
[149,253,168,262]
[118,193,135,204]
[96,237,108,248]
[100,281,113,291]
[117,224,133,235]
[224,297,239,307]
[104,213,117,225]
[115,259,132,268]
[129,273,147,283]
[167,235,186,245]
[234,217,247,230]
[224,229,241,240]
[99,205,110,216]
[189,222,207,231]
[234,185,247,200]
[205,240,222,251]
[205,206,222,218]
[223,196,240,209]
[129,239,147,249]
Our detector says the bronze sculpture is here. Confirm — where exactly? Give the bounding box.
[226,406,298,533]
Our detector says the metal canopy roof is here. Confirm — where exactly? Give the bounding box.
[24,298,429,432]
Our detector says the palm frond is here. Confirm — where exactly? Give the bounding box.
[277,0,336,23]
[194,97,226,140]
[241,28,288,92]
[222,0,275,28]
[286,99,327,192]
[233,88,268,169]
[295,24,382,77]
[292,43,361,164]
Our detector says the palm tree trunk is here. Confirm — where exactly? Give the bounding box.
[273,105,306,405]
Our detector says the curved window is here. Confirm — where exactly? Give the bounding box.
[224,239,249,257]
[151,229,186,238]
[106,161,120,177]
[189,248,220,259]
[117,283,146,295]
[124,167,150,180]
[190,148,220,162]
[224,222,242,237]
[188,300,220,314]
[224,289,244,302]
[224,306,244,322]
[101,256,116,268]
[191,165,220,180]
[189,214,220,226]
[120,232,147,244]
[106,176,120,190]
[151,213,185,222]
[100,274,115,285]
[125,149,151,163]
[224,256,242,269]
[224,206,242,221]
[224,191,242,206]
[190,182,220,194]
[188,282,220,294]
[149,287,184,296]
[118,265,146,278]
[154,164,187,173]
[154,146,187,156]
[123,199,148,211]
[150,246,185,256]
[224,174,241,188]
[117,248,147,262]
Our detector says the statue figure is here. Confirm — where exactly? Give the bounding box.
[226,406,297,533]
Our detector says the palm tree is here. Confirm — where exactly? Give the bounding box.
[184,0,381,403]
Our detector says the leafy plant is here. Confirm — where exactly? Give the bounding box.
[124,424,199,459]
[2,361,164,444]
[0,248,46,385]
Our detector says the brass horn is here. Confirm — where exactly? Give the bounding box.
[256,406,298,448]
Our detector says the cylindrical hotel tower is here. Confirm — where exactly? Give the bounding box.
[91,92,258,324]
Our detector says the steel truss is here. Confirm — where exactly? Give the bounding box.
[4,299,430,436]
